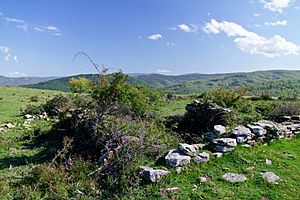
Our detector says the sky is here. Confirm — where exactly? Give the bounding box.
[1,0,300,77]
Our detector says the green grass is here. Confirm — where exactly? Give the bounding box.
[0,86,61,123]
[157,99,193,117]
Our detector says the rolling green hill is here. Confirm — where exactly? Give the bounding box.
[22,70,300,96]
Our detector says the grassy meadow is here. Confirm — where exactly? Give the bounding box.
[0,86,61,123]
[0,86,299,199]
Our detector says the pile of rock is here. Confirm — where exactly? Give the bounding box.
[204,119,300,150]
[24,112,48,122]
[183,100,232,133]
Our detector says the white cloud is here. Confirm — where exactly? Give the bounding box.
[0,46,18,62]
[9,72,27,77]
[260,0,295,13]
[6,17,29,31]
[253,13,261,17]
[156,69,171,73]
[34,27,45,32]
[148,33,162,40]
[178,24,198,33]
[265,20,288,26]
[203,19,300,57]
[166,41,176,46]
[34,25,62,36]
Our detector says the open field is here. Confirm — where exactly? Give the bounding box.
[0,86,62,123]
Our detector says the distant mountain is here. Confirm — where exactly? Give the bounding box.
[22,70,300,96]
[0,75,57,86]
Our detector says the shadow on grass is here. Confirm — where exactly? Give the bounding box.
[0,122,65,170]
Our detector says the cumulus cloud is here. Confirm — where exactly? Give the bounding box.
[148,33,162,40]
[178,24,198,33]
[203,19,300,57]
[260,0,295,13]
[265,20,288,26]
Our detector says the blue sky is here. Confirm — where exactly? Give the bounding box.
[1,0,300,77]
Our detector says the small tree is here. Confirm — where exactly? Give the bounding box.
[69,77,92,93]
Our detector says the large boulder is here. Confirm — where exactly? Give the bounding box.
[222,173,247,183]
[212,138,237,147]
[165,149,191,167]
[140,166,170,182]
[178,143,197,156]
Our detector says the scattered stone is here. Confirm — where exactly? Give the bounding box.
[24,114,33,119]
[261,172,281,184]
[0,128,7,133]
[282,152,295,159]
[213,152,223,158]
[247,125,267,136]
[205,125,227,141]
[213,145,235,153]
[194,152,210,163]
[214,125,227,136]
[160,187,180,194]
[200,175,211,182]
[165,149,191,167]
[241,144,252,148]
[232,125,252,143]
[139,166,170,182]
[175,167,183,174]
[266,159,272,165]
[291,115,300,121]
[213,138,237,147]
[222,173,247,183]
[278,116,291,122]
[192,143,206,150]
[178,143,196,156]
[4,123,15,129]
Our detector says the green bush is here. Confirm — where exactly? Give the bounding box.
[22,104,44,115]
[29,95,39,102]
[272,101,300,117]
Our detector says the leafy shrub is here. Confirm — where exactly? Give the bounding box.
[30,95,39,102]
[22,104,44,115]
[272,101,300,117]
[43,94,74,116]
[260,90,273,100]
[203,86,248,108]
[69,77,92,93]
